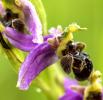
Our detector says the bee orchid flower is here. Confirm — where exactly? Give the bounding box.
[0,0,63,90]
[0,0,42,51]
[0,0,87,91]
[60,78,83,100]
[16,23,87,90]
[60,71,103,100]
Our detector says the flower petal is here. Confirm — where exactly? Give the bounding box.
[64,78,78,92]
[43,34,54,41]
[48,25,63,37]
[3,27,35,51]
[59,89,83,100]
[60,78,84,100]
[20,0,43,43]
[17,42,58,90]
[0,1,5,15]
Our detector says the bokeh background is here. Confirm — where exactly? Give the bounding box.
[0,0,103,100]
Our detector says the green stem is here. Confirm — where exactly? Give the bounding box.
[34,63,65,100]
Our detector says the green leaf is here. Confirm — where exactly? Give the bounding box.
[30,0,48,35]
[1,47,21,72]
[0,41,25,72]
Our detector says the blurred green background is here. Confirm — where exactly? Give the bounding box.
[0,0,103,100]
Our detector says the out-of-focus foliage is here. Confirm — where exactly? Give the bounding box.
[30,0,47,35]
[0,0,103,100]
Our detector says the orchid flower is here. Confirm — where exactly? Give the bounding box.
[60,71,103,100]
[59,78,83,100]
[16,23,87,90]
[0,0,87,92]
[0,0,42,51]
[1,1,102,100]
[0,0,62,90]
[16,26,63,90]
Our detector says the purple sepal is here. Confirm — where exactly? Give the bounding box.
[4,27,35,51]
[17,42,58,90]
[64,77,78,92]
[59,89,83,100]
[20,0,43,43]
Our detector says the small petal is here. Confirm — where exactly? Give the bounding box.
[43,34,54,41]
[64,78,78,92]
[19,0,43,43]
[59,89,83,100]
[0,1,5,15]
[43,26,63,48]
[59,78,83,100]
[48,25,63,37]
[17,42,58,90]
[3,27,35,51]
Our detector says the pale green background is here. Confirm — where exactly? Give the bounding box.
[0,0,103,100]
